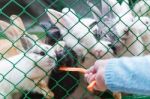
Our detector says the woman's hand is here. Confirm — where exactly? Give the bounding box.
[85,60,108,91]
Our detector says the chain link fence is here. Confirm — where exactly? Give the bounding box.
[0,0,150,99]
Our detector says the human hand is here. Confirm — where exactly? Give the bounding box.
[85,60,108,92]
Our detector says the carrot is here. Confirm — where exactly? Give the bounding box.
[87,80,96,93]
[59,67,96,93]
[59,67,86,74]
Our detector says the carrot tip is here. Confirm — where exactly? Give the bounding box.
[59,67,96,93]
[87,81,96,93]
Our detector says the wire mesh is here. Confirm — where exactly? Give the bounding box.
[0,0,149,99]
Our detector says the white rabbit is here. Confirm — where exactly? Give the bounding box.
[86,0,144,99]
[46,8,114,59]
[133,0,150,17]
[85,1,125,99]
[40,9,114,99]
[128,16,150,55]
[0,36,56,99]
[106,0,144,57]
[87,0,141,57]
[46,11,113,99]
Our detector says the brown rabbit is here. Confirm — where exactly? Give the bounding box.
[0,15,25,58]
[0,15,39,58]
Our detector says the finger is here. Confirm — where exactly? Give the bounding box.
[86,66,96,74]
[86,73,96,84]
[89,74,96,83]
[84,73,92,82]
[85,73,93,83]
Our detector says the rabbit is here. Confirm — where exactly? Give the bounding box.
[46,8,114,59]
[19,22,80,99]
[86,0,143,99]
[0,36,57,99]
[41,11,114,99]
[0,15,39,58]
[0,15,55,99]
[86,0,117,43]
[133,0,150,17]
[41,22,99,99]
[127,16,150,55]
[87,0,137,57]
[103,0,144,57]
[86,1,122,99]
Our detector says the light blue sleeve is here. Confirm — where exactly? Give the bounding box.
[105,55,150,95]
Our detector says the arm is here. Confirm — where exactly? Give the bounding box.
[105,55,150,95]
[85,55,150,95]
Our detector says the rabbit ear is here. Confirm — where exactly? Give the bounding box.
[107,0,131,17]
[87,0,102,22]
[62,8,79,23]
[10,15,26,32]
[0,20,21,42]
[46,9,73,31]
[20,36,34,50]
[10,15,40,42]
[10,15,26,38]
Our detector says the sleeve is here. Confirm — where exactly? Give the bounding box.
[105,55,150,95]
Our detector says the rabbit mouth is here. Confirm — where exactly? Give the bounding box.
[114,44,125,54]
[45,62,56,72]
[49,60,56,67]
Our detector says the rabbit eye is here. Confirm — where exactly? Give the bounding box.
[93,29,98,34]
[40,52,46,56]
[89,21,98,29]
[146,21,149,24]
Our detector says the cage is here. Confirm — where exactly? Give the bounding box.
[0,0,150,99]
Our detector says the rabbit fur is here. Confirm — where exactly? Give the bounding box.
[42,8,114,99]
[0,15,58,99]
[0,15,39,58]
[87,0,145,57]
[0,36,56,99]
[19,22,80,99]
[109,0,150,56]
[40,22,98,99]
[127,16,150,55]
[133,0,150,17]
[89,0,150,98]
[86,0,145,99]
[102,0,145,57]
[46,8,114,59]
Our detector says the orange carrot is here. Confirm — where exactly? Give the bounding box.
[87,80,96,92]
[59,67,86,74]
[59,67,96,92]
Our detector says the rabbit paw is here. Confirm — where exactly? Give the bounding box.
[38,80,54,99]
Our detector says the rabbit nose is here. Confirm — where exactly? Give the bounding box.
[56,50,64,58]
[94,50,102,57]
